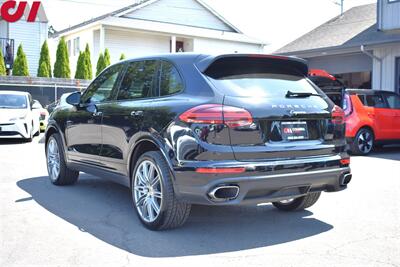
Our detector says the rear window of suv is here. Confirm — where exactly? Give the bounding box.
[207,73,320,98]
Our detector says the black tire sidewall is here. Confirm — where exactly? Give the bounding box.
[47,134,66,184]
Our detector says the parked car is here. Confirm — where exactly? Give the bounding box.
[32,100,49,132]
[0,91,41,141]
[342,89,400,155]
[45,54,352,230]
[309,69,400,155]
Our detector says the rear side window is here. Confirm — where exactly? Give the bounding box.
[357,94,367,105]
[384,94,400,109]
[365,94,388,108]
[159,61,184,96]
[117,60,159,100]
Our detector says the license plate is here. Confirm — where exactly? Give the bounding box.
[281,122,309,141]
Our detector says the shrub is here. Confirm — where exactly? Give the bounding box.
[120,53,126,61]
[13,44,29,76]
[96,52,105,76]
[104,48,111,67]
[84,44,93,80]
[75,52,85,79]
[0,50,6,76]
[37,41,52,77]
[54,37,71,78]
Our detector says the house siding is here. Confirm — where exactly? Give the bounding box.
[306,53,373,74]
[9,21,47,77]
[104,29,170,63]
[0,20,8,38]
[372,43,400,92]
[193,37,263,54]
[122,0,235,32]
[379,0,400,31]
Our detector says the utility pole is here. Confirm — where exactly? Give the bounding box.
[333,0,344,15]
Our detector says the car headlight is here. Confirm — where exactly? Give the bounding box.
[10,115,27,121]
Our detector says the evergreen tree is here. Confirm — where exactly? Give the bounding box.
[13,44,29,77]
[53,37,71,78]
[37,61,50,77]
[84,44,93,80]
[119,53,126,61]
[104,48,111,67]
[37,41,52,77]
[0,50,6,76]
[96,53,105,76]
[75,52,85,79]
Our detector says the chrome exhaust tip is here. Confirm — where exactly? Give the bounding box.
[340,173,352,186]
[208,185,240,201]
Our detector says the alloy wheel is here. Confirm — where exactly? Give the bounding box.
[357,130,373,154]
[47,138,60,181]
[134,160,163,223]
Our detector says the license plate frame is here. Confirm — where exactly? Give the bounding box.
[281,121,309,141]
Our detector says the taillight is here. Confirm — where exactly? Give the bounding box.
[331,105,345,125]
[343,94,353,117]
[179,104,253,128]
[196,167,246,174]
[340,158,351,167]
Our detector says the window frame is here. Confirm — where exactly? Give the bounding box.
[114,58,186,103]
[158,60,185,97]
[382,92,400,109]
[395,57,400,94]
[80,63,125,105]
[73,37,80,57]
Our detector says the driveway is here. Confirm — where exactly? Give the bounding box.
[0,137,399,267]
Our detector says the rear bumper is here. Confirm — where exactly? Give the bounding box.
[173,155,351,205]
[0,121,30,139]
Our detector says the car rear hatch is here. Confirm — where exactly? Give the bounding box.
[308,75,345,107]
[200,55,345,162]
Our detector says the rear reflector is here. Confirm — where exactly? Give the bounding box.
[340,158,351,166]
[179,104,253,128]
[196,167,246,174]
[331,105,345,125]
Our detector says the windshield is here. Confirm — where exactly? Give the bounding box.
[208,73,320,98]
[0,94,28,109]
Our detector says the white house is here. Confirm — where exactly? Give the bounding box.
[51,0,266,76]
[277,0,400,94]
[0,0,48,76]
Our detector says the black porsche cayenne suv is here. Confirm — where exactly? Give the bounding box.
[45,54,352,230]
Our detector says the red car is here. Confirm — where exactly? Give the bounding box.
[309,70,400,155]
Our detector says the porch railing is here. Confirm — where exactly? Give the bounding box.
[0,38,14,69]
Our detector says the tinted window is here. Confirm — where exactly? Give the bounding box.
[357,94,367,105]
[82,64,124,103]
[160,61,184,96]
[117,60,159,100]
[384,94,400,109]
[209,73,319,98]
[365,94,388,108]
[0,94,27,109]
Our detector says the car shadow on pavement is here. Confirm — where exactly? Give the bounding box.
[0,139,28,145]
[368,146,400,161]
[17,175,333,257]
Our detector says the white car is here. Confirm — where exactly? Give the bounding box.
[0,91,41,142]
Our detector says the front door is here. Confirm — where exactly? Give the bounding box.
[364,93,394,140]
[99,60,160,175]
[66,64,124,165]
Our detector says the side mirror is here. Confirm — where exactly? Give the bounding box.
[66,92,81,106]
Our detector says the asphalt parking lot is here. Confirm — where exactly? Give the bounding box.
[0,135,399,267]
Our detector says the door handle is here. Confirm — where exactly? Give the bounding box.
[93,111,103,117]
[131,111,144,117]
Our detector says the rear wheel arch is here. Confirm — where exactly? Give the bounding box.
[128,138,174,181]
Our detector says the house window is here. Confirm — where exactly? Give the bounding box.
[67,40,71,56]
[73,37,80,56]
[396,57,400,94]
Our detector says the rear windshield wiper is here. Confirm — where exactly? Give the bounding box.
[286,91,322,98]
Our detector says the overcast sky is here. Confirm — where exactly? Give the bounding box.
[40,0,377,52]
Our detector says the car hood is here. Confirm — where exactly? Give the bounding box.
[0,109,28,123]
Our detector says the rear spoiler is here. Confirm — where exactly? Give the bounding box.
[196,54,309,78]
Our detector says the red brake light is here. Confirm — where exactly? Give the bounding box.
[179,104,253,128]
[196,167,246,174]
[331,105,345,125]
[340,158,351,166]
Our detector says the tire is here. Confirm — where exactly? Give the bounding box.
[350,128,374,155]
[46,133,79,185]
[272,192,321,211]
[131,151,191,231]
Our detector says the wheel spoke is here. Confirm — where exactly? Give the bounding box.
[153,190,162,199]
[150,198,160,214]
[136,195,146,207]
[146,199,155,221]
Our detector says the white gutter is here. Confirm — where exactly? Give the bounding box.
[361,45,382,89]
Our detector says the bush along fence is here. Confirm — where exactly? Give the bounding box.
[0,76,90,106]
